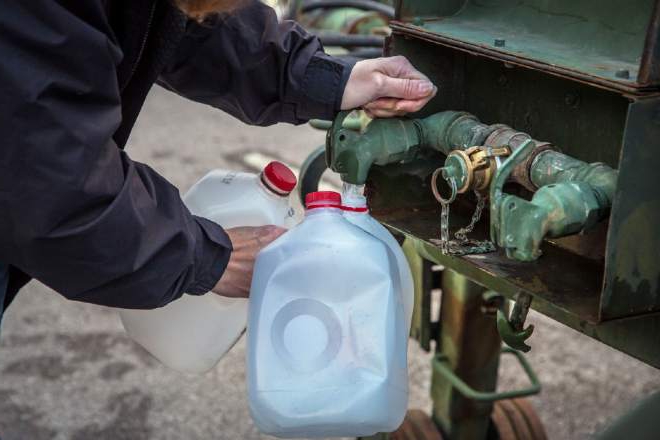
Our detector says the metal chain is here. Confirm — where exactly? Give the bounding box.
[431,169,495,256]
[454,192,486,242]
[439,197,450,255]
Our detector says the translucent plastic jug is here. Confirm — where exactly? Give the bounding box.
[341,183,415,334]
[247,191,408,438]
[120,161,297,374]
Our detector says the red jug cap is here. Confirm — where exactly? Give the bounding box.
[305,191,342,209]
[262,161,297,195]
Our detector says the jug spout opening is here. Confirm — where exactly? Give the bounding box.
[341,183,368,212]
[305,191,342,211]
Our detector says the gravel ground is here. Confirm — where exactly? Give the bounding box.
[0,87,658,440]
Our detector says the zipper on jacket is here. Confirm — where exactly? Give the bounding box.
[121,0,157,92]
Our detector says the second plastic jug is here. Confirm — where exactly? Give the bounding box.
[247,191,408,438]
[120,161,297,374]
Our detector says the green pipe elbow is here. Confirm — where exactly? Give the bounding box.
[498,181,603,261]
[531,150,618,214]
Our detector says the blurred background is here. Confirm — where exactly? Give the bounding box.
[0,87,658,440]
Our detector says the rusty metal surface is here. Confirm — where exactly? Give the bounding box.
[390,22,657,97]
[405,211,602,322]
[366,158,660,368]
[431,269,501,440]
[367,158,603,323]
[390,0,660,94]
[491,399,547,440]
[387,36,630,168]
[509,398,547,440]
[390,410,444,440]
[638,1,660,86]
[602,96,660,320]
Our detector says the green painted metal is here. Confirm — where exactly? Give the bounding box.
[496,182,606,261]
[388,36,630,168]
[531,150,618,207]
[494,291,535,352]
[362,159,660,367]
[305,7,388,35]
[402,238,435,349]
[488,139,611,261]
[326,111,423,184]
[431,269,502,440]
[327,107,618,261]
[602,96,660,320]
[496,309,534,352]
[358,434,390,440]
[394,0,658,91]
[433,347,540,402]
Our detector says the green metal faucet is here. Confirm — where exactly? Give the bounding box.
[326,111,423,184]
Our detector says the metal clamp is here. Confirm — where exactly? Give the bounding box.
[496,292,535,352]
[433,347,541,402]
[489,139,537,246]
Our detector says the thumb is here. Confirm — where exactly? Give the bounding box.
[379,75,435,100]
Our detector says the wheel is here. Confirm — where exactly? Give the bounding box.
[389,409,444,440]
[491,398,546,440]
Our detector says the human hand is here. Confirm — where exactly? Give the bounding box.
[212,226,286,298]
[341,56,437,118]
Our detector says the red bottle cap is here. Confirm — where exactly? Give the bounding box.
[261,161,297,195]
[305,191,342,209]
[341,205,368,213]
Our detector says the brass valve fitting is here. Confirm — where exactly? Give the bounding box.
[442,146,511,194]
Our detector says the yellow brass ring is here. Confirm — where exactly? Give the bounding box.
[432,167,457,205]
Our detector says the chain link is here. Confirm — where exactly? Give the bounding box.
[431,175,495,256]
[439,197,450,255]
[454,192,486,242]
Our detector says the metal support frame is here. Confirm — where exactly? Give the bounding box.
[431,269,502,440]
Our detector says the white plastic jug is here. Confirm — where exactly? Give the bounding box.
[341,183,415,334]
[247,191,408,438]
[120,161,297,374]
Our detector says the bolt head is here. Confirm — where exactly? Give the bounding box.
[564,93,580,108]
[615,69,630,79]
[412,16,424,26]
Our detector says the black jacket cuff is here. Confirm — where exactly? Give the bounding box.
[187,216,233,295]
[297,52,356,120]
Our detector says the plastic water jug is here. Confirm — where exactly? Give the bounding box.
[247,191,408,438]
[120,161,297,374]
[341,183,415,334]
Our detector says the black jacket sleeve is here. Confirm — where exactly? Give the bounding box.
[0,0,231,309]
[158,0,355,125]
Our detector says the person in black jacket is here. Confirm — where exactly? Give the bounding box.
[0,0,436,319]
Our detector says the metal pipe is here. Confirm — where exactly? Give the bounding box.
[325,110,618,260]
[317,32,384,48]
[531,150,617,208]
[343,47,383,59]
[300,0,395,18]
[418,111,553,190]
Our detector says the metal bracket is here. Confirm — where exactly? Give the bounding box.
[496,292,535,352]
[489,138,537,246]
[433,347,541,402]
